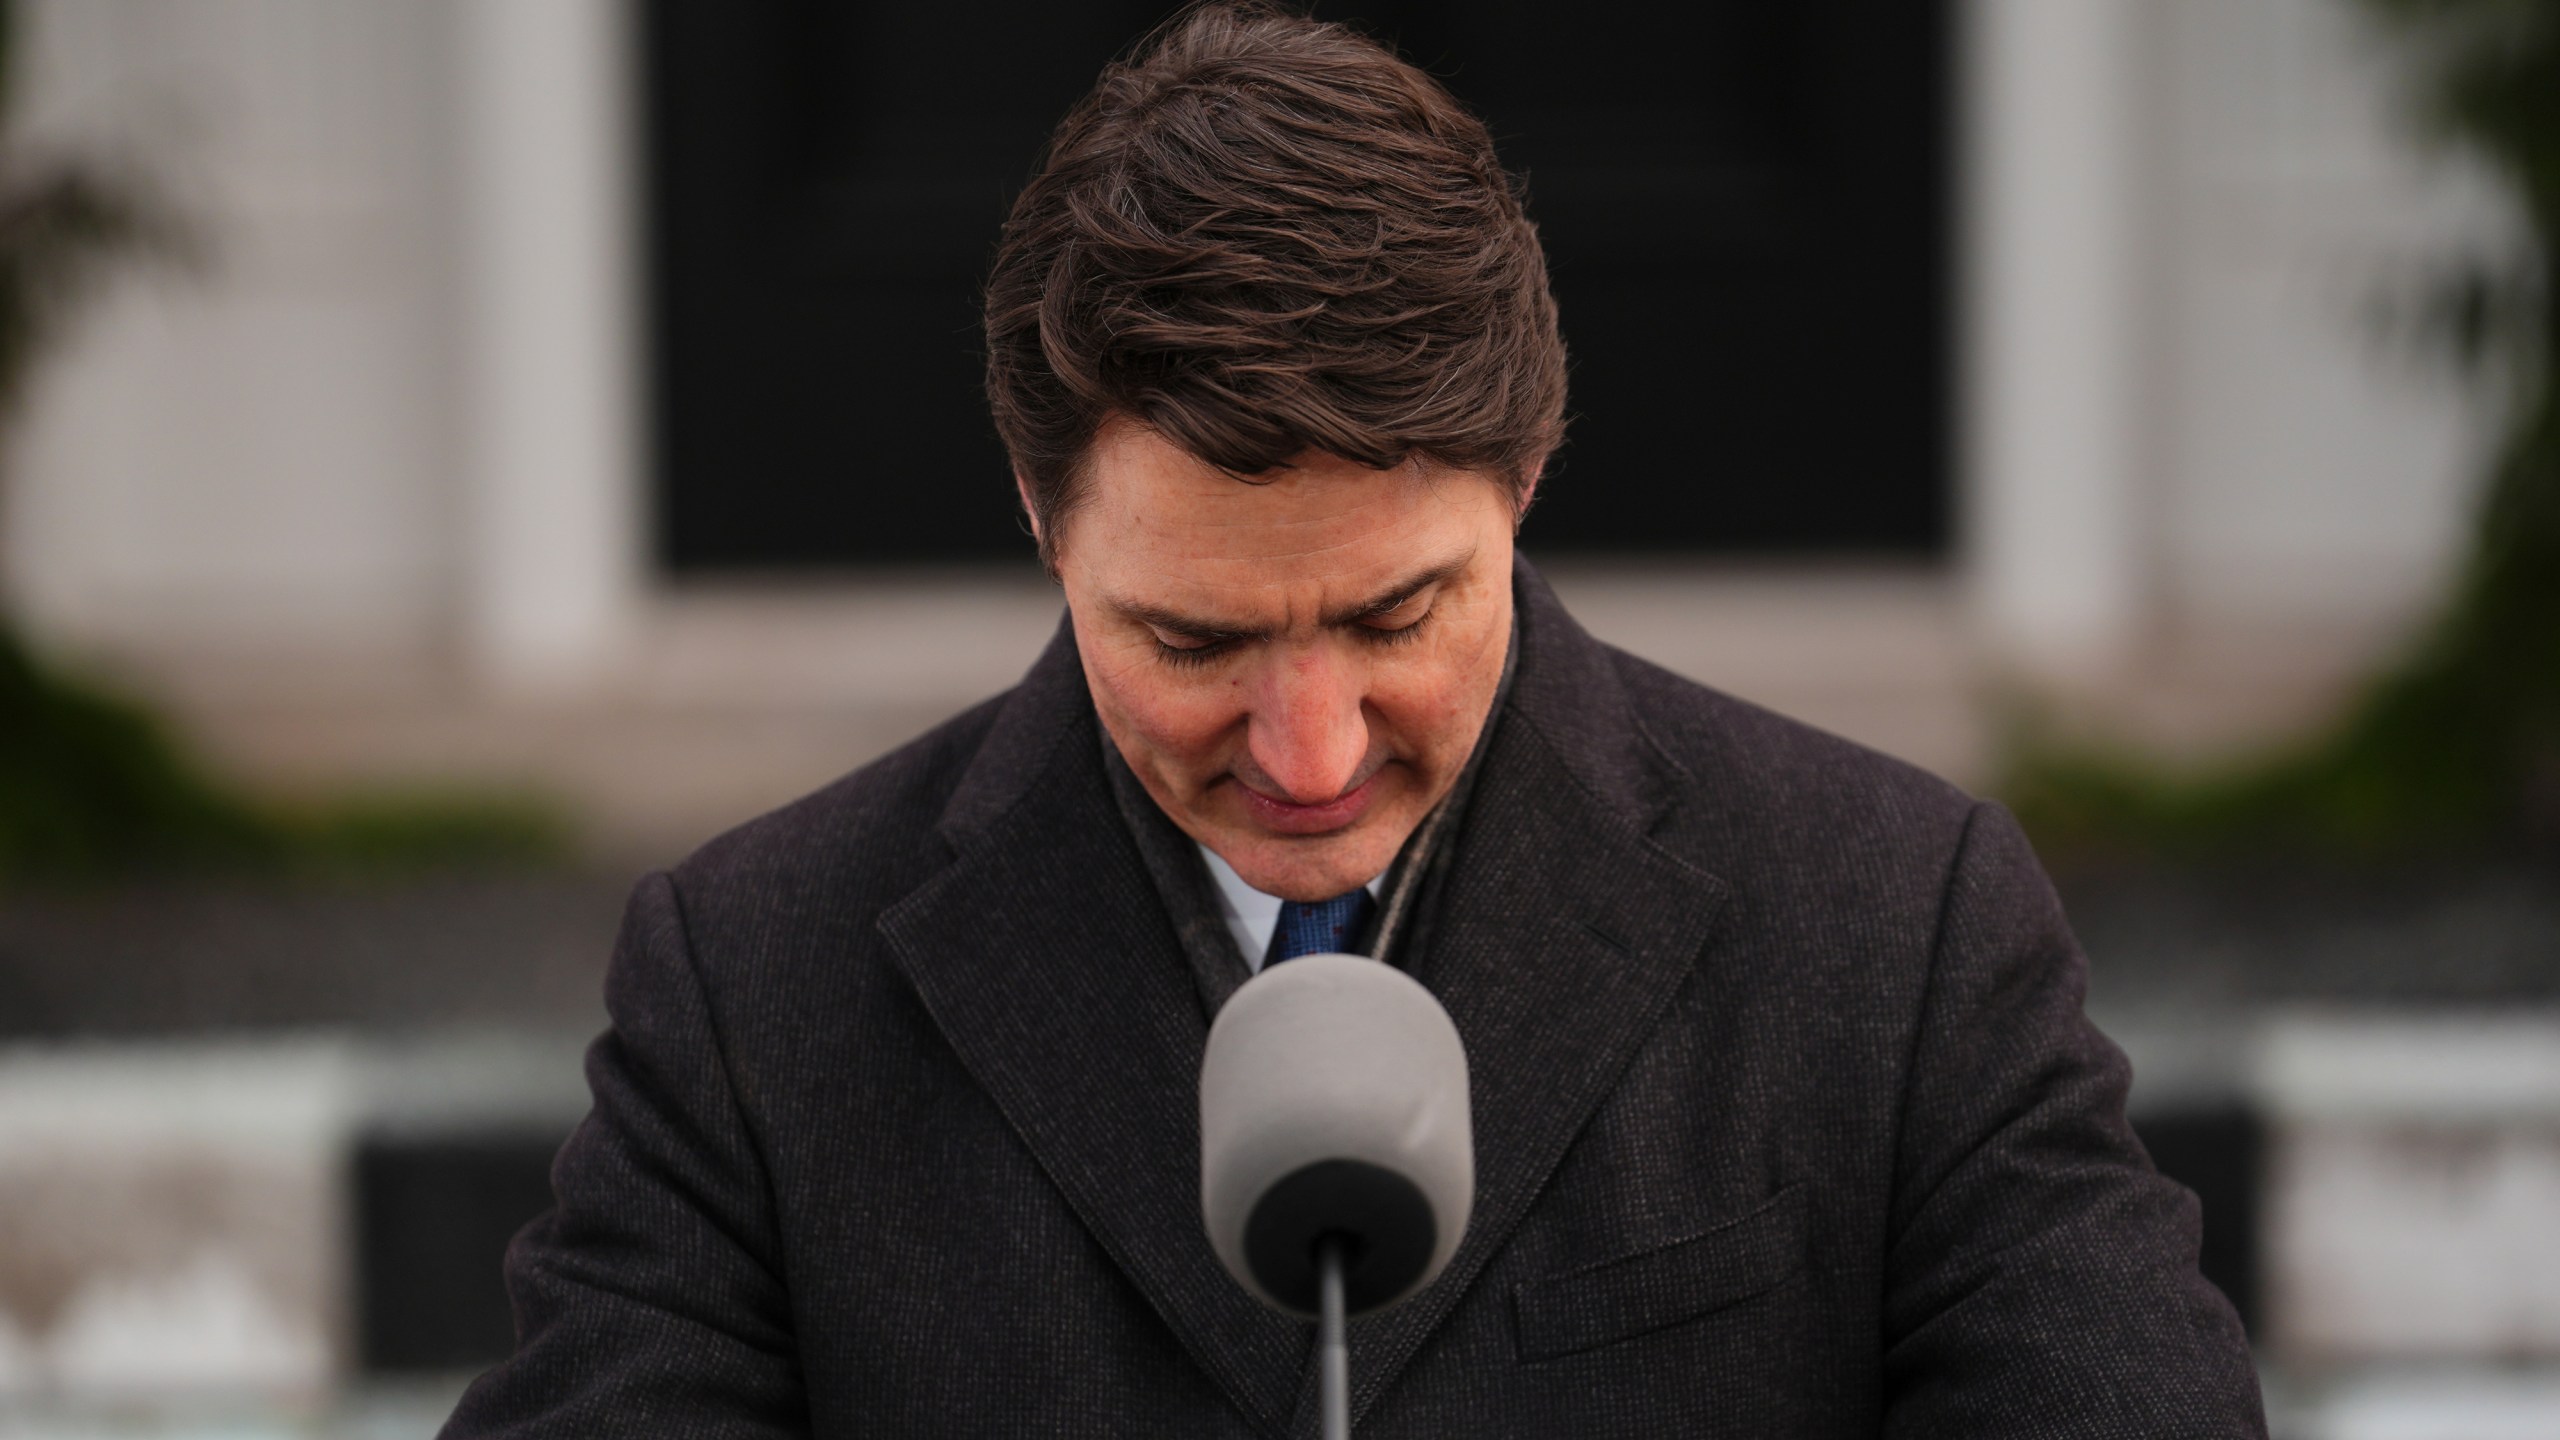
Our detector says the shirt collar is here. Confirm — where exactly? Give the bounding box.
[1196,845,1382,975]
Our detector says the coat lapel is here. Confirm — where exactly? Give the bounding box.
[881,569,1734,1438]
[878,623,1309,1435]
[1288,563,1733,1434]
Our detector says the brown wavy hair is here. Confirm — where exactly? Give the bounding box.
[982,1,1566,566]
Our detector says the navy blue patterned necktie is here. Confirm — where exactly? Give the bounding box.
[1268,888,1376,965]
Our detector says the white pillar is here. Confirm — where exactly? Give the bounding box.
[454,0,643,694]
[1960,0,2148,683]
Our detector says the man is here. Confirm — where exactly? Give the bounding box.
[445,5,2265,1435]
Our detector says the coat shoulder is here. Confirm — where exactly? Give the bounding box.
[658,690,1014,971]
[1611,646,1977,836]
[1597,645,1988,936]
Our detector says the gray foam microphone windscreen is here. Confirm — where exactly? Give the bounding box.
[1199,953,1473,1319]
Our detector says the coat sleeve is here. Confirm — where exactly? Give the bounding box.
[441,871,810,1438]
[1880,803,2265,1437]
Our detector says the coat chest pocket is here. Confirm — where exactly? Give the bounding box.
[1512,1184,1808,1362]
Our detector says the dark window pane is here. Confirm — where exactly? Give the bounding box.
[646,1,1949,569]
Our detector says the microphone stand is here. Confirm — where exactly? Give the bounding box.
[1318,1234,1350,1440]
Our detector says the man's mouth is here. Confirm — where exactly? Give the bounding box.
[1231,767,1384,836]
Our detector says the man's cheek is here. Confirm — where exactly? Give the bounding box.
[1371,657,1474,734]
[1359,690,1439,765]
[1112,686,1242,764]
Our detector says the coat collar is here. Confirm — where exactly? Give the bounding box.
[879,558,1729,1436]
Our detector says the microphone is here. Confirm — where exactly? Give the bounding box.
[1200,953,1473,1438]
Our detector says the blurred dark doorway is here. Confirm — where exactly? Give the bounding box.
[645,2,1948,570]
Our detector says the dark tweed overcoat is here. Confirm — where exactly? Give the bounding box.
[444,561,2265,1438]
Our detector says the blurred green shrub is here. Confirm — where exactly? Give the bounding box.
[0,630,566,880]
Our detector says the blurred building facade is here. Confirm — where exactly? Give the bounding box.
[0,0,2518,859]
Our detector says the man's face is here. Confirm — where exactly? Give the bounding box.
[1043,418,1520,903]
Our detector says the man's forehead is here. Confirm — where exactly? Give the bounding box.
[1100,546,1479,636]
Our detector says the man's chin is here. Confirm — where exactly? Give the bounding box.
[1206,825,1404,903]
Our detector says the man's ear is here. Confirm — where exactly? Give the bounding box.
[1012,467,1043,545]
[1513,455,1547,526]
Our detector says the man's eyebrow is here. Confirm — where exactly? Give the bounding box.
[1321,551,1474,626]
[1105,550,1477,640]
[1111,598,1262,642]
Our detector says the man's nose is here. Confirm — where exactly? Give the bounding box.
[1246,645,1370,803]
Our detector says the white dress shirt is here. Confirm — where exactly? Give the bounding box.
[1197,844,1384,973]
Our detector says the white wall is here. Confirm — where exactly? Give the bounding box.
[1,0,467,667]
[2148,0,2510,633]
[1963,0,2515,684]
[0,0,640,702]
